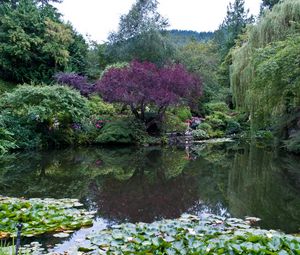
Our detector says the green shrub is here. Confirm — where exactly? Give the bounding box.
[95,118,147,144]
[163,111,188,132]
[205,102,229,114]
[87,95,116,115]
[0,114,43,149]
[174,106,192,122]
[0,127,17,154]
[206,116,226,129]
[225,119,241,135]
[212,111,230,121]
[197,122,212,132]
[202,110,242,137]
[73,117,99,144]
[209,130,225,138]
[100,62,129,78]
[0,85,89,149]
[192,129,209,139]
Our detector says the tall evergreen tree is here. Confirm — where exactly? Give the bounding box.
[214,0,254,57]
[0,0,62,7]
[261,0,281,9]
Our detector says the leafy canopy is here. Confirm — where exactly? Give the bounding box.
[176,41,224,104]
[106,0,174,65]
[0,0,87,83]
[0,85,89,148]
[55,72,94,97]
[108,0,168,43]
[96,61,202,126]
[230,0,300,152]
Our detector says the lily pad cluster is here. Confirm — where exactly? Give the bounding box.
[0,241,45,255]
[0,196,94,238]
[78,214,300,254]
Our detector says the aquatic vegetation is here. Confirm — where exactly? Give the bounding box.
[0,196,94,238]
[0,241,45,255]
[78,214,300,254]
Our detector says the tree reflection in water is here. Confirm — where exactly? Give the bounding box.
[0,143,299,233]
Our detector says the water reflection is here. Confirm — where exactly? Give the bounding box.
[0,143,299,233]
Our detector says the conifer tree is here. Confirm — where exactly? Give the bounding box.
[261,0,281,9]
[214,0,254,57]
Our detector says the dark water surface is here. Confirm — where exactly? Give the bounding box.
[0,142,300,250]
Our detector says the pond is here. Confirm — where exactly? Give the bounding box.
[0,141,300,252]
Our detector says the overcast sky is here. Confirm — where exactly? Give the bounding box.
[55,0,262,43]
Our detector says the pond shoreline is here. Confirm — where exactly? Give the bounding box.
[1,141,300,253]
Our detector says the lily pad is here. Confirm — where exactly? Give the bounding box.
[76,214,300,254]
[0,195,94,239]
[53,232,70,238]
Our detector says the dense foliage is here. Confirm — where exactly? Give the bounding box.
[97,61,202,129]
[214,0,254,58]
[0,125,16,154]
[0,0,87,83]
[84,42,112,79]
[55,72,94,96]
[0,85,89,149]
[167,30,214,46]
[106,0,174,65]
[95,118,150,144]
[230,0,300,152]
[176,41,224,106]
[0,0,299,253]
[192,102,241,139]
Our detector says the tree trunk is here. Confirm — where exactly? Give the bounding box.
[130,104,140,120]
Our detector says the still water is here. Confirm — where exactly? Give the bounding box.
[0,141,300,249]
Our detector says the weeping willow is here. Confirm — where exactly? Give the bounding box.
[230,0,300,134]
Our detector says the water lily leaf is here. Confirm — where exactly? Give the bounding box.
[166,248,176,255]
[0,196,95,239]
[53,232,70,238]
[278,250,289,255]
[74,214,300,254]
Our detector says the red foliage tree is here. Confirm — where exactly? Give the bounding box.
[96,61,202,127]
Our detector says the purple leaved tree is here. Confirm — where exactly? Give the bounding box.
[55,72,95,97]
[96,60,202,128]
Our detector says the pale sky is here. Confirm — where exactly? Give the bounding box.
[55,0,262,43]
